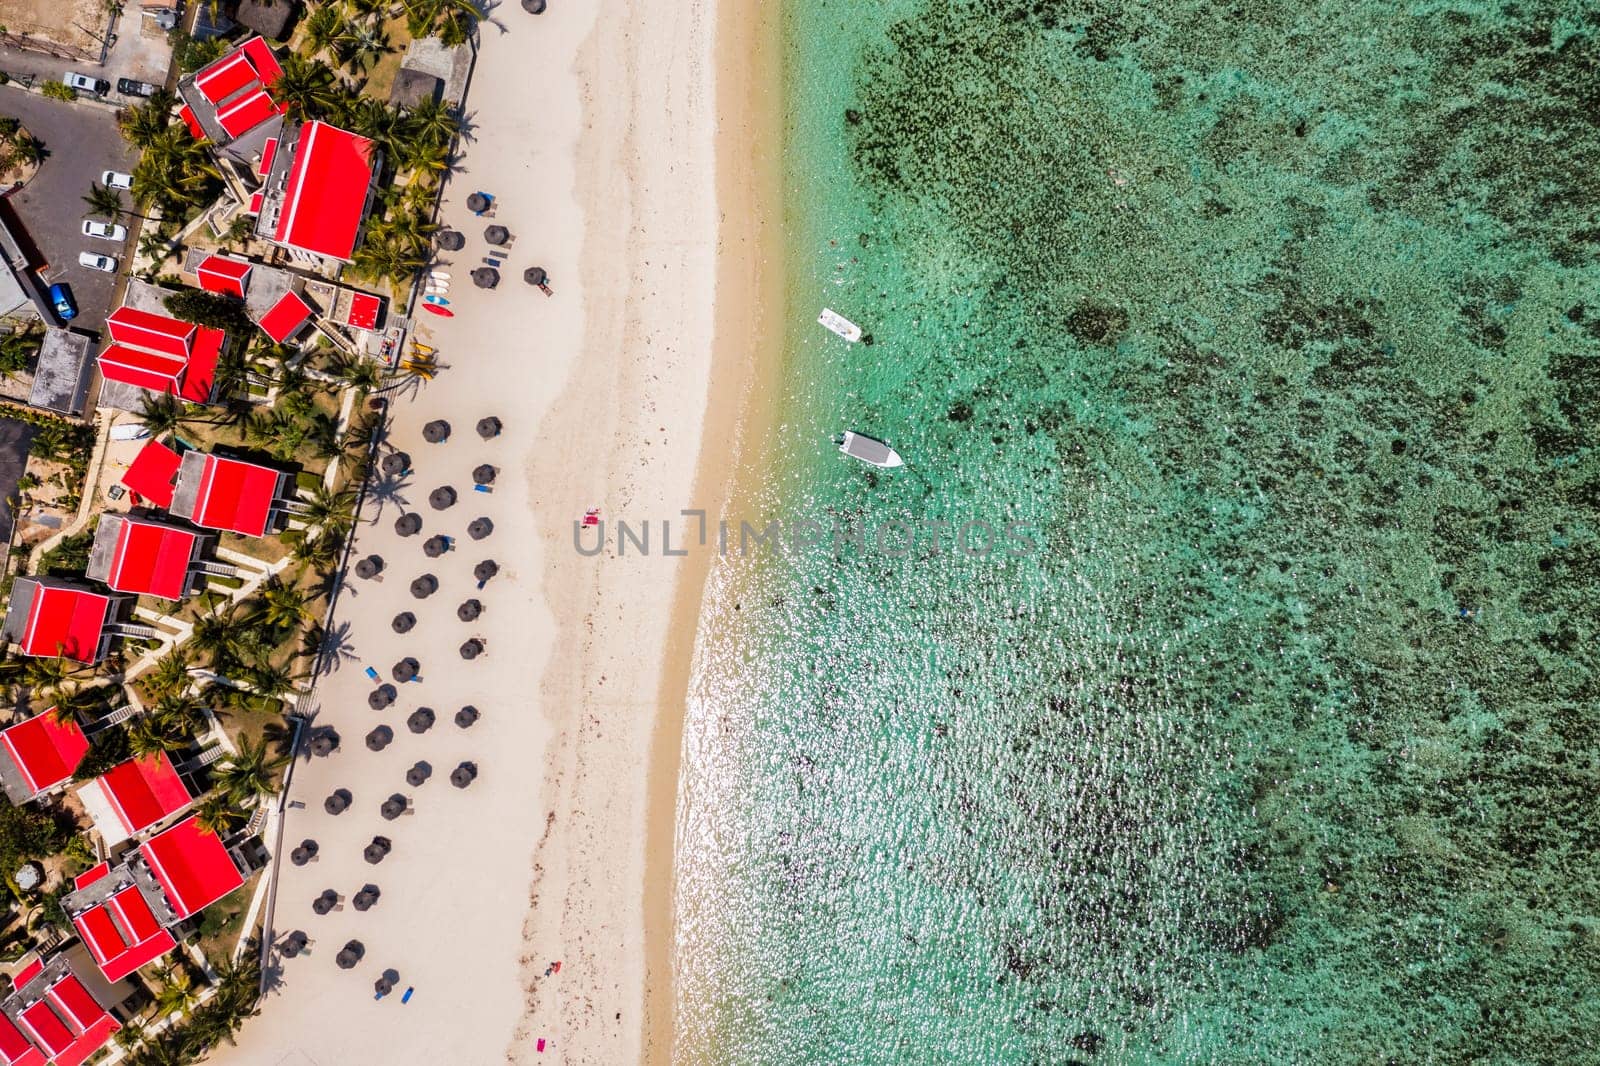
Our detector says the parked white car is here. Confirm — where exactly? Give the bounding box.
[62,72,110,95]
[101,170,133,190]
[78,251,117,272]
[80,219,126,242]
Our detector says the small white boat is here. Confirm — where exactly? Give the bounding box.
[429,270,451,280]
[839,431,903,468]
[818,307,862,343]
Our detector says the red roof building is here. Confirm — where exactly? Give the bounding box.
[98,306,225,404]
[120,439,183,508]
[76,752,192,845]
[179,36,285,146]
[0,711,89,803]
[70,884,177,982]
[85,515,205,600]
[257,289,314,343]
[343,291,383,330]
[138,816,247,919]
[260,121,379,261]
[1,963,120,1066]
[196,254,253,299]
[0,578,122,663]
[169,451,289,538]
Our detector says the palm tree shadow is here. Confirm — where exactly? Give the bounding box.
[305,619,358,674]
[365,471,413,519]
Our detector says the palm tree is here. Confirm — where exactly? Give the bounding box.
[149,692,207,737]
[143,648,192,698]
[335,20,390,75]
[190,605,253,672]
[155,963,198,1017]
[10,133,42,167]
[260,715,299,756]
[22,655,83,700]
[212,735,287,807]
[125,716,172,758]
[271,53,340,120]
[401,96,459,152]
[82,181,124,223]
[245,661,299,699]
[258,577,313,631]
[287,528,342,571]
[299,485,356,537]
[330,353,384,392]
[300,4,344,59]
[192,792,239,836]
[117,90,175,149]
[135,393,187,438]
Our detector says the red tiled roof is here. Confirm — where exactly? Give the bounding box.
[0,711,89,796]
[187,454,281,537]
[17,583,110,662]
[345,291,381,330]
[239,36,282,85]
[193,50,257,105]
[178,104,204,141]
[273,121,377,261]
[107,518,200,599]
[140,816,245,919]
[87,752,191,837]
[257,289,313,343]
[121,440,182,508]
[38,976,119,1066]
[10,959,42,990]
[216,88,279,139]
[106,307,195,359]
[17,1001,71,1058]
[0,1012,45,1066]
[73,886,177,982]
[247,190,264,215]
[175,324,224,403]
[72,863,110,891]
[197,254,252,298]
[99,343,186,393]
[258,136,277,177]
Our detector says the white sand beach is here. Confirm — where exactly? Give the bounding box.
[217,0,758,1062]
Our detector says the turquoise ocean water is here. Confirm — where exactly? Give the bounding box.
[675,2,1600,1062]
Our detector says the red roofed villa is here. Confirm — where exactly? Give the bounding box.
[256,120,381,262]
[119,439,183,509]
[0,578,126,663]
[85,514,208,601]
[0,711,89,803]
[257,288,314,343]
[97,305,225,404]
[75,751,193,846]
[169,451,292,537]
[0,956,122,1066]
[69,882,177,983]
[176,36,285,150]
[196,253,253,299]
[138,815,247,920]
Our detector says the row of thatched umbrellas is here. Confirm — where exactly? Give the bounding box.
[418,416,502,444]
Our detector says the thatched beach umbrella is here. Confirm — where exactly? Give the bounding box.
[313,890,339,915]
[429,486,457,510]
[365,726,393,752]
[395,513,423,537]
[423,534,450,558]
[455,705,480,729]
[466,192,490,213]
[410,574,439,598]
[459,638,484,660]
[391,657,420,683]
[324,789,352,815]
[374,974,395,995]
[364,837,391,864]
[472,464,496,485]
[423,419,450,443]
[368,685,397,709]
[437,228,465,250]
[522,0,546,14]
[474,559,499,583]
[483,224,509,246]
[456,598,482,622]
[406,761,431,786]
[406,707,435,734]
[290,839,318,866]
[336,940,364,968]
[523,266,548,286]
[281,930,309,957]
[380,794,408,820]
[391,611,416,634]
[354,555,383,579]
[381,452,410,476]
[476,416,501,439]
[471,267,500,289]
[310,730,339,756]
[450,761,478,789]
[467,517,493,540]
[354,885,381,911]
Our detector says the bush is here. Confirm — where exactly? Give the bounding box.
[162,288,252,335]
[39,81,76,102]
[168,30,227,74]
[0,797,68,874]
[72,726,130,781]
[33,528,94,575]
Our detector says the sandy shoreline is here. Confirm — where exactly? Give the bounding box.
[211,1,772,1063]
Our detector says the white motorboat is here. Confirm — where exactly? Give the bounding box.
[818,307,862,342]
[839,431,903,468]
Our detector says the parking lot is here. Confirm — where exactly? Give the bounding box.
[0,87,140,332]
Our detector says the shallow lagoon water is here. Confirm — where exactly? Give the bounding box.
[675,2,1600,1062]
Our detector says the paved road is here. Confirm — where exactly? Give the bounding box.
[0,84,139,333]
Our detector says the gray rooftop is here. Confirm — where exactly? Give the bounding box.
[82,513,125,585]
[28,328,93,414]
[169,450,209,525]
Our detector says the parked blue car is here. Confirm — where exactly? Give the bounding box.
[48,282,76,321]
